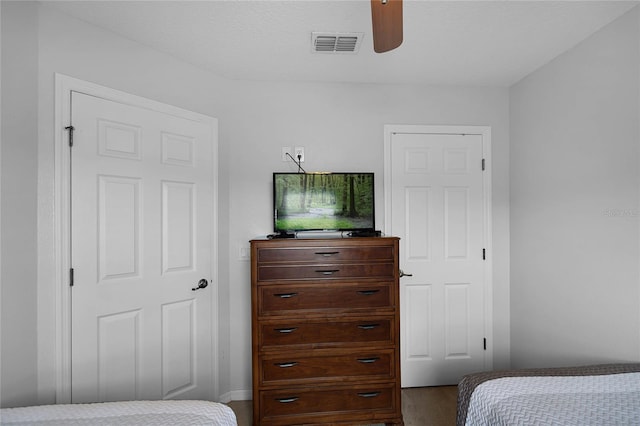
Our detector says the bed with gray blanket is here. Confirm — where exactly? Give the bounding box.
[457,363,640,426]
[0,400,237,425]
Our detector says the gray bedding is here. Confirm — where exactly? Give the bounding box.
[456,363,640,426]
[0,400,238,426]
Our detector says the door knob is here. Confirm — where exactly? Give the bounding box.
[192,279,209,291]
[399,269,413,278]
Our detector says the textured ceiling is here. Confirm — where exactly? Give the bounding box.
[45,0,638,87]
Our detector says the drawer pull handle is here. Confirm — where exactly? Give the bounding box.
[276,397,299,403]
[316,269,340,275]
[315,251,339,256]
[358,323,380,330]
[275,362,298,368]
[357,357,380,364]
[358,392,381,398]
[357,289,380,296]
[274,292,298,298]
[275,327,297,334]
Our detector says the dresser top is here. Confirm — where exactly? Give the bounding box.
[251,235,399,242]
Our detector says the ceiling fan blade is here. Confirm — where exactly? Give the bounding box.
[370,0,403,53]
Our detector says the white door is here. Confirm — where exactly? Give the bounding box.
[70,91,216,403]
[385,127,490,387]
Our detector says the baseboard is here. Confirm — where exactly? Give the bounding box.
[219,389,252,403]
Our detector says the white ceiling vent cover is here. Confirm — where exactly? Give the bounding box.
[312,32,364,54]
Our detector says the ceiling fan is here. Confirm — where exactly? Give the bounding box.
[370,0,403,53]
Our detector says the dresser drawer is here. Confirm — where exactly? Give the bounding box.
[257,245,394,263]
[259,282,393,315]
[257,262,395,282]
[261,349,394,385]
[260,317,394,349]
[260,383,397,423]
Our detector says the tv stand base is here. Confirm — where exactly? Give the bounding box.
[348,230,382,237]
[267,231,295,239]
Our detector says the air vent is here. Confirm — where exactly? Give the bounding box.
[312,32,364,54]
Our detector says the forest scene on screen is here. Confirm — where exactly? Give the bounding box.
[275,173,374,231]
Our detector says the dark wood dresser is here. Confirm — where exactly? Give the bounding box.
[250,237,402,425]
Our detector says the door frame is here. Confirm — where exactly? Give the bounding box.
[51,74,219,403]
[383,124,494,376]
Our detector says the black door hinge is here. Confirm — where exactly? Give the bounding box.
[69,268,74,287]
[482,158,485,171]
[482,248,486,260]
[65,125,75,147]
[483,338,487,350]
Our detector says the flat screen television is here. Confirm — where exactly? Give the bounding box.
[273,172,375,234]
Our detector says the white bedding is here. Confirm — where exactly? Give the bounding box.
[465,372,640,426]
[0,400,237,426]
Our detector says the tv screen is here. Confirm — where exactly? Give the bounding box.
[273,172,375,233]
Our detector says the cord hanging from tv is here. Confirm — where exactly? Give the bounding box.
[272,172,376,237]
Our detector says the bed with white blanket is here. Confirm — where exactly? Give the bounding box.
[457,363,640,426]
[0,400,237,425]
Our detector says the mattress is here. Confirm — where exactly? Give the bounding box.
[0,400,237,426]
[457,363,640,426]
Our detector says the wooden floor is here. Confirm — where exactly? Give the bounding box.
[227,386,458,426]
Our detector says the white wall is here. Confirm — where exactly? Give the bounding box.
[224,81,511,393]
[1,1,511,406]
[1,0,39,408]
[510,8,640,368]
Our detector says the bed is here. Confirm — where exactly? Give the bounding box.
[0,400,237,425]
[457,363,640,426]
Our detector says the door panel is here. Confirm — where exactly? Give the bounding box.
[98,175,141,281]
[389,131,488,387]
[404,283,431,358]
[71,92,214,402]
[162,181,195,273]
[161,299,197,398]
[97,309,140,402]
